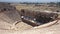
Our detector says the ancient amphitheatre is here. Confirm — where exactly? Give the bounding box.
[0,2,60,34]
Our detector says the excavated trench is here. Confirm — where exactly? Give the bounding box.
[20,9,58,27]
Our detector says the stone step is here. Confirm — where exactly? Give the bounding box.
[0,10,21,24]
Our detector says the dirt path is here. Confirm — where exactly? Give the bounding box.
[0,20,60,34]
